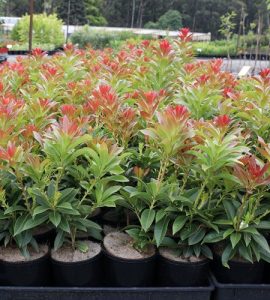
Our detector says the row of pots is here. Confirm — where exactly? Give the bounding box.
[0,243,207,287]
[0,238,268,287]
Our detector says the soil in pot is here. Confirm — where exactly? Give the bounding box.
[51,240,102,287]
[212,245,265,284]
[103,224,120,236]
[158,247,209,287]
[103,231,156,287]
[0,244,51,286]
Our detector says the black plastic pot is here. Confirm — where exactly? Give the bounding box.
[0,252,51,286]
[212,255,264,284]
[265,262,270,283]
[51,251,103,287]
[211,273,270,300]
[103,248,157,287]
[0,283,214,300]
[157,254,209,286]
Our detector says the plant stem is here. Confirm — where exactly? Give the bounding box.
[79,177,99,206]
[71,227,76,250]
[157,156,168,186]
[236,192,249,230]
[194,179,207,209]
[180,169,188,192]
[14,166,31,213]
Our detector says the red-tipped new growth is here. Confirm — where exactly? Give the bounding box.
[179,28,192,42]
[234,155,270,193]
[213,115,231,128]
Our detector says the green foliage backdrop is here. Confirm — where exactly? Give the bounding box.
[11,14,65,47]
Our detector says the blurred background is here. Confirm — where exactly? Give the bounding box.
[0,0,270,73]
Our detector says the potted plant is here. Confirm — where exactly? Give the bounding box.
[155,114,248,286]
[103,105,193,287]
[210,150,270,284]
[0,142,50,286]
[103,179,160,287]
[30,116,128,286]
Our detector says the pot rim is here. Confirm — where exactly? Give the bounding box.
[102,245,157,263]
[51,248,102,266]
[159,252,209,266]
[1,248,50,266]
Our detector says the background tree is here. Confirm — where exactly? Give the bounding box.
[2,0,270,40]
[101,0,131,27]
[84,0,107,26]
[144,10,182,30]
[2,0,44,16]
[219,11,237,59]
[57,0,87,25]
[0,0,6,16]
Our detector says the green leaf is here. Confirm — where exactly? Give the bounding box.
[223,200,236,220]
[201,245,213,259]
[78,218,102,231]
[76,241,89,253]
[154,217,169,247]
[59,219,70,233]
[214,219,233,225]
[241,227,259,235]
[30,238,39,252]
[54,230,64,251]
[49,212,61,227]
[107,175,129,182]
[188,227,206,245]
[4,205,25,215]
[33,206,50,217]
[109,166,125,175]
[160,237,177,248]
[250,241,261,261]
[22,214,48,233]
[223,228,234,239]
[244,233,251,247]
[126,228,140,240]
[57,202,74,210]
[33,206,49,217]
[253,234,270,253]
[230,232,241,249]
[57,202,80,215]
[140,209,155,232]
[47,181,56,198]
[99,195,121,207]
[156,210,166,223]
[103,186,121,200]
[256,221,270,230]
[222,244,233,268]
[239,244,253,263]
[259,248,270,263]
[13,215,28,236]
[202,231,223,244]
[59,188,78,204]
[180,225,197,240]
[172,216,187,235]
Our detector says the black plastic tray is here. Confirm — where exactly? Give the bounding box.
[212,274,270,300]
[0,282,214,300]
